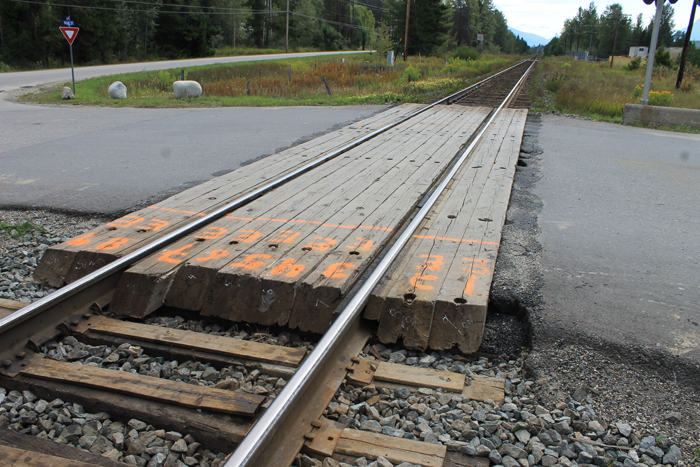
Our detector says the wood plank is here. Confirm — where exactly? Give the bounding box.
[0,444,100,467]
[33,105,422,287]
[443,452,490,467]
[200,106,490,332]
[0,298,27,319]
[21,356,264,416]
[368,110,528,352]
[0,374,250,451]
[335,429,446,467]
[106,109,428,318]
[72,315,305,366]
[428,111,527,352]
[373,361,466,392]
[462,375,505,404]
[0,430,125,467]
[369,111,519,350]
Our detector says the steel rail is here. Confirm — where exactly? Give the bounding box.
[227,58,538,467]
[0,58,531,337]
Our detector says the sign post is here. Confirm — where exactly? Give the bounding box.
[59,17,79,95]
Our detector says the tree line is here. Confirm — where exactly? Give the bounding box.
[0,0,529,68]
[544,1,683,58]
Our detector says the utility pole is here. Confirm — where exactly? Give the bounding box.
[641,0,665,104]
[285,0,289,53]
[676,0,698,88]
[403,0,410,61]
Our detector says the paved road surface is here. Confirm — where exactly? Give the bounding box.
[535,116,700,364]
[0,53,383,214]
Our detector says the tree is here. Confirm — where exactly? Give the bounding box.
[544,37,565,56]
[291,0,323,48]
[654,3,675,48]
[450,0,478,47]
[388,0,449,56]
[598,4,632,56]
[353,4,375,50]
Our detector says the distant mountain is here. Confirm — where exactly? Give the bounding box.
[508,27,552,47]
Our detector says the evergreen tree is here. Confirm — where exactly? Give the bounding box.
[388,0,449,56]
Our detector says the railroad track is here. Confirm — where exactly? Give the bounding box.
[0,58,537,467]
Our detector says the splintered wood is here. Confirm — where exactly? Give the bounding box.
[92,105,490,333]
[365,109,527,352]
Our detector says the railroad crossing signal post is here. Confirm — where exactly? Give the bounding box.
[59,17,79,95]
[641,0,678,104]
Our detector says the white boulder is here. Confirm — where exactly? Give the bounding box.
[61,87,74,99]
[173,80,202,99]
[108,81,127,99]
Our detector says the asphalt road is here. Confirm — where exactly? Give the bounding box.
[535,116,700,365]
[0,53,383,214]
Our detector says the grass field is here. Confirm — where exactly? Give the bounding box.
[20,53,522,107]
[529,56,700,123]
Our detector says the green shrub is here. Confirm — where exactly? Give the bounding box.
[624,57,642,71]
[654,47,674,69]
[452,46,479,61]
[403,66,421,82]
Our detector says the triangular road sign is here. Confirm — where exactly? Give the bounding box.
[59,27,79,45]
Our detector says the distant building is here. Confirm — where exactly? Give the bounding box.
[629,46,648,58]
[568,51,589,61]
[665,47,683,59]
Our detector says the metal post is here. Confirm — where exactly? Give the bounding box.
[285,0,289,53]
[641,0,665,105]
[403,0,410,61]
[610,17,620,68]
[69,43,75,94]
[676,0,698,88]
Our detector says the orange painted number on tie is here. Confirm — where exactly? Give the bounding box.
[410,273,437,290]
[196,249,229,262]
[107,215,144,229]
[136,219,169,231]
[462,258,490,295]
[270,258,305,277]
[270,230,301,243]
[231,230,262,243]
[323,263,355,279]
[158,244,194,264]
[230,254,271,270]
[67,233,96,246]
[346,237,374,251]
[304,237,337,251]
[196,227,227,240]
[96,238,129,251]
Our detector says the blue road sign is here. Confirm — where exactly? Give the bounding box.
[63,16,74,26]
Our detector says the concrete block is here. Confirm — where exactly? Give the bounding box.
[623,103,700,129]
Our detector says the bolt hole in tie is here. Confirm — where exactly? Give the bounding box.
[454,298,467,304]
[447,215,457,219]
[349,252,360,256]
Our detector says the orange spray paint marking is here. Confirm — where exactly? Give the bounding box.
[67,233,96,246]
[136,219,169,231]
[323,263,355,279]
[271,231,301,244]
[270,259,305,278]
[195,227,227,240]
[106,216,144,229]
[461,258,490,295]
[419,254,444,271]
[230,254,271,270]
[96,238,129,251]
[304,237,337,251]
[158,244,194,264]
[346,237,374,251]
[410,273,437,290]
[196,249,229,262]
[231,230,261,244]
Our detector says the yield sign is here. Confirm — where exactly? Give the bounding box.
[59,27,79,45]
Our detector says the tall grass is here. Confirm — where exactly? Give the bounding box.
[531,56,700,121]
[21,54,523,107]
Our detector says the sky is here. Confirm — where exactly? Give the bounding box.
[495,0,697,40]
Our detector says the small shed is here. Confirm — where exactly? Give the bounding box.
[629,46,649,58]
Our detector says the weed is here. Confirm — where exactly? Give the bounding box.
[0,221,45,237]
[624,57,642,71]
[403,66,421,82]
